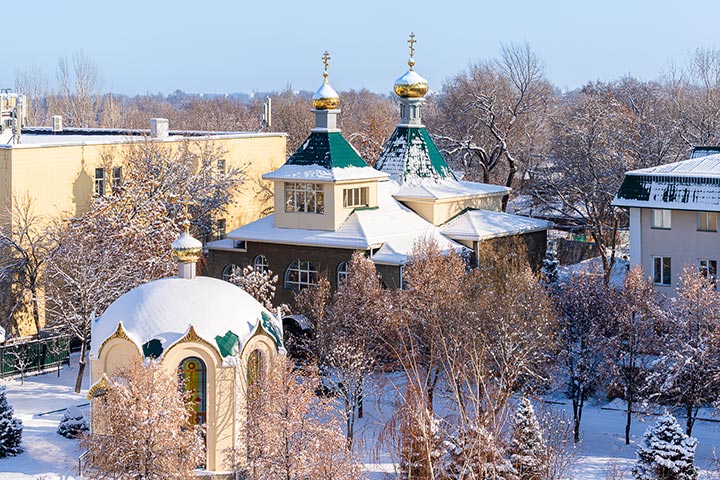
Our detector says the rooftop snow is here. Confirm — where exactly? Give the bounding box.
[263,164,388,182]
[375,126,456,182]
[393,178,509,200]
[629,154,720,177]
[440,209,552,241]
[91,276,282,357]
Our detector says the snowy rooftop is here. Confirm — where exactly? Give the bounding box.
[212,181,463,265]
[614,155,720,211]
[1,128,284,149]
[263,164,388,182]
[393,178,509,200]
[440,209,552,241]
[91,276,282,359]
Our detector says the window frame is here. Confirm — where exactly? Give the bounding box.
[111,166,122,191]
[653,256,672,286]
[337,261,348,286]
[343,187,369,208]
[214,219,226,241]
[284,259,318,291]
[650,209,671,230]
[94,168,106,196]
[222,264,240,282]
[698,258,717,280]
[284,182,325,214]
[697,211,718,232]
[254,254,269,274]
[178,357,207,425]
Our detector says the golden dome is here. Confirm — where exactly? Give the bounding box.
[394,33,428,98]
[171,230,203,263]
[312,51,340,110]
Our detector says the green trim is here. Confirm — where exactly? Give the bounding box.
[214,331,240,358]
[376,126,456,181]
[142,339,163,358]
[351,205,380,213]
[286,131,367,169]
[260,311,284,349]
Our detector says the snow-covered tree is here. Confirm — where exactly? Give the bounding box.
[57,406,89,439]
[555,273,614,442]
[229,265,286,315]
[82,359,204,479]
[540,244,560,286]
[649,265,720,436]
[236,355,360,480]
[445,421,518,480]
[0,386,23,458]
[631,411,698,480]
[510,396,546,479]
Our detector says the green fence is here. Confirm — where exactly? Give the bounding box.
[0,336,71,378]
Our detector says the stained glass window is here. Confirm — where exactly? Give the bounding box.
[178,357,207,425]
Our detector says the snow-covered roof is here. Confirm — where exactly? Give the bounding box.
[375,126,456,182]
[395,69,428,86]
[213,181,463,265]
[440,209,552,241]
[263,164,387,182]
[91,276,282,359]
[614,155,720,211]
[393,179,509,200]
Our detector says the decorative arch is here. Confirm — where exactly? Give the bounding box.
[253,255,269,273]
[284,259,318,290]
[222,264,240,281]
[337,261,349,286]
[178,356,207,425]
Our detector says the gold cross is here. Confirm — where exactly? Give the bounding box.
[179,196,195,233]
[408,33,416,59]
[322,51,331,81]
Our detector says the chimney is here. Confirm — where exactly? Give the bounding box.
[150,118,169,138]
[52,115,63,133]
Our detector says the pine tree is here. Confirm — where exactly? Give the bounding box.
[510,396,546,479]
[0,385,23,457]
[540,244,559,286]
[445,421,517,480]
[631,411,698,480]
[57,406,89,439]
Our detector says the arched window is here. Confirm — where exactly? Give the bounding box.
[247,349,265,387]
[337,261,348,286]
[222,264,240,282]
[178,357,207,425]
[284,259,318,290]
[254,255,269,274]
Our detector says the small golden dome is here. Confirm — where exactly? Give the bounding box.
[312,50,340,110]
[172,230,203,263]
[394,33,428,98]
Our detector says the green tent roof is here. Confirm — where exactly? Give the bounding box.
[375,126,456,182]
[286,131,368,169]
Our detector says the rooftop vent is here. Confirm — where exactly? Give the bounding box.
[52,115,63,133]
[150,118,169,138]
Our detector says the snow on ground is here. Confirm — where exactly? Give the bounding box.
[0,358,717,479]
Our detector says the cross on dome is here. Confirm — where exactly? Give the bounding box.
[408,33,417,70]
[322,51,331,83]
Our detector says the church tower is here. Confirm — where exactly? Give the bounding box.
[264,52,387,231]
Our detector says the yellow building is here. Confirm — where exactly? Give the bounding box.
[89,230,282,473]
[0,115,286,336]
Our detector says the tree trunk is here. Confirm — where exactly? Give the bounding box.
[686,405,694,436]
[75,340,87,393]
[625,399,632,445]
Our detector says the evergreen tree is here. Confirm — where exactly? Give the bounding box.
[540,244,559,286]
[57,406,89,439]
[632,411,698,480]
[445,421,517,480]
[510,396,546,479]
[0,386,22,458]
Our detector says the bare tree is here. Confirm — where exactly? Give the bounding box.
[236,355,360,480]
[82,358,204,479]
[0,196,56,336]
[55,51,101,128]
[7,342,33,386]
[431,42,552,205]
[14,67,50,126]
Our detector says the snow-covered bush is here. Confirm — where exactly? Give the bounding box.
[57,406,89,439]
[540,244,559,286]
[631,411,698,480]
[445,422,517,480]
[510,396,546,479]
[0,385,23,457]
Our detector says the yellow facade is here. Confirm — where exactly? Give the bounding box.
[0,131,285,336]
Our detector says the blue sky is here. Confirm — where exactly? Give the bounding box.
[4,1,719,95]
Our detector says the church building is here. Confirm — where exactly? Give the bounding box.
[88,224,283,472]
[207,38,550,310]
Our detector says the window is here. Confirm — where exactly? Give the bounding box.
[653,256,672,286]
[650,209,671,229]
[284,259,318,290]
[222,264,240,282]
[254,255,269,273]
[343,187,369,208]
[94,168,105,196]
[178,357,206,425]
[337,261,348,285]
[697,211,718,232]
[233,240,247,250]
[214,219,226,241]
[247,349,265,387]
[285,182,324,214]
[699,259,717,280]
[111,166,122,191]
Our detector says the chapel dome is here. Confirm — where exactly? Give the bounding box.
[394,69,429,98]
[312,50,340,110]
[171,231,203,263]
[91,276,282,358]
